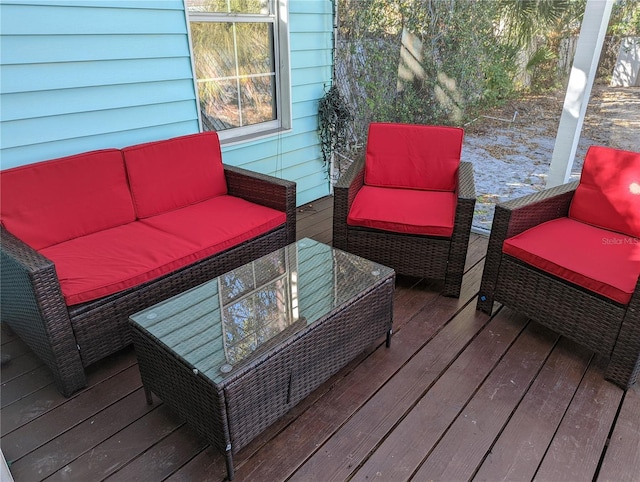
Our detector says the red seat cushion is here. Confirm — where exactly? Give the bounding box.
[347,185,457,237]
[41,196,286,306]
[122,132,228,219]
[140,195,286,254]
[40,222,198,306]
[503,217,640,304]
[364,123,463,192]
[569,145,640,239]
[0,149,135,250]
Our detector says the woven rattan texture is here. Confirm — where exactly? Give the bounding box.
[477,182,640,389]
[0,166,296,396]
[131,326,231,454]
[225,277,394,451]
[129,267,394,480]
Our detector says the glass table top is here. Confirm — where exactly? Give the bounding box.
[130,238,394,384]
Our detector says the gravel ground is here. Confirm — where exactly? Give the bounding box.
[463,85,640,231]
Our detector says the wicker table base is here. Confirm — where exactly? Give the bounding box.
[129,239,395,480]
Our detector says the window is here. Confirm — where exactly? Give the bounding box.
[186,0,291,142]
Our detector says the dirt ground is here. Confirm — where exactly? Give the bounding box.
[463,84,640,230]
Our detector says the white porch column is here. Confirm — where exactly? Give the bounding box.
[546,0,614,188]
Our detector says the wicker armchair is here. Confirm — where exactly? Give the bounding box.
[477,146,640,389]
[333,123,476,297]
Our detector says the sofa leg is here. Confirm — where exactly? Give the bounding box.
[604,359,638,390]
[54,370,88,397]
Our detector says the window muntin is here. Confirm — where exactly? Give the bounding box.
[187,0,287,140]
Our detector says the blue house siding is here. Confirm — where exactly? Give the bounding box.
[0,0,334,207]
[0,0,200,169]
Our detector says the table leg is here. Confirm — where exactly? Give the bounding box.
[225,445,234,480]
[144,385,153,405]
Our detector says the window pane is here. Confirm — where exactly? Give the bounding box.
[199,79,240,130]
[235,23,274,75]
[191,22,236,78]
[187,0,269,14]
[240,75,276,125]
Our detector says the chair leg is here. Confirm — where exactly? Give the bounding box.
[605,309,640,389]
[443,273,462,298]
[477,294,495,314]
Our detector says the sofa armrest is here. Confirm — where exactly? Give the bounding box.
[477,181,578,314]
[333,154,365,249]
[224,164,297,244]
[0,226,86,395]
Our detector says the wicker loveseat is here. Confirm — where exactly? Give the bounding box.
[0,132,296,396]
[477,146,640,389]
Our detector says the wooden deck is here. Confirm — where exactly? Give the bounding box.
[2,195,639,482]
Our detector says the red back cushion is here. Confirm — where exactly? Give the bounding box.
[0,149,136,250]
[569,145,640,239]
[122,132,228,218]
[364,123,464,191]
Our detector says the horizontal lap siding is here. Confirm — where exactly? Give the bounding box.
[1,0,334,208]
[0,0,199,168]
[221,0,333,207]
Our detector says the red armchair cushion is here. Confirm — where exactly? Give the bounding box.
[40,196,285,306]
[347,185,456,237]
[503,217,640,305]
[569,145,640,239]
[364,123,463,192]
[123,132,228,219]
[0,149,136,250]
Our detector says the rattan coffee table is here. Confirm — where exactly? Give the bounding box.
[129,238,395,480]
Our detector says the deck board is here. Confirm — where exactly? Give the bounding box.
[351,308,529,482]
[534,358,624,481]
[472,338,593,482]
[1,195,638,482]
[597,384,640,482]
[411,321,560,482]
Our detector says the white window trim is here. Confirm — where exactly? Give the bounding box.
[184,0,292,144]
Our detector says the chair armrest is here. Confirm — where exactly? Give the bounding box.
[0,226,85,395]
[224,164,297,244]
[477,181,578,314]
[452,162,476,240]
[443,162,476,296]
[457,161,476,201]
[333,155,365,249]
[496,180,578,239]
